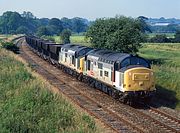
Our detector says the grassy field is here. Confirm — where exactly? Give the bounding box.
[138,43,180,109]
[52,35,91,46]
[0,42,97,132]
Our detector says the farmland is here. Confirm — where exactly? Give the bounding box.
[0,41,97,132]
[53,35,91,46]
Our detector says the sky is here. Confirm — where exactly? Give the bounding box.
[0,0,180,20]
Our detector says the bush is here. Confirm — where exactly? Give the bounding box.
[1,41,19,53]
[174,30,180,43]
[60,29,71,44]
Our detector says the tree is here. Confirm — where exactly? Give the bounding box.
[61,17,72,30]
[72,17,87,33]
[174,30,180,42]
[21,11,35,19]
[137,16,152,33]
[16,26,29,34]
[0,11,90,35]
[36,26,51,37]
[48,18,63,34]
[60,29,71,44]
[0,11,38,34]
[0,11,23,34]
[86,16,144,53]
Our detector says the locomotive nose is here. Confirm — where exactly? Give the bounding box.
[123,67,155,92]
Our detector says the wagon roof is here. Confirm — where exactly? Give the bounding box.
[43,42,57,45]
[49,44,62,47]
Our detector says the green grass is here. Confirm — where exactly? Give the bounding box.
[139,43,180,109]
[52,35,92,47]
[0,47,97,132]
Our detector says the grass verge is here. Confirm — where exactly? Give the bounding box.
[0,45,97,132]
[139,43,180,109]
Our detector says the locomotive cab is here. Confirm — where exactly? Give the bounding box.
[115,56,156,101]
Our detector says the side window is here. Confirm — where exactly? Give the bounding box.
[77,59,80,68]
[98,63,103,69]
[94,62,96,66]
[72,56,75,65]
[100,70,103,76]
[121,58,130,68]
[87,60,91,70]
[65,53,67,57]
[104,71,109,77]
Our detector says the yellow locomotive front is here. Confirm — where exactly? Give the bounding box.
[122,67,156,103]
[115,56,156,103]
[124,67,155,92]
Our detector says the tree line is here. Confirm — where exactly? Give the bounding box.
[1,11,180,54]
[0,11,89,36]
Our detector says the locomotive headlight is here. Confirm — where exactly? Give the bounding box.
[129,73,131,76]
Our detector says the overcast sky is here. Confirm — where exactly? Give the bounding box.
[0,0,180,20]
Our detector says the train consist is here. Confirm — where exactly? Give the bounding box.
[25,36,156,104]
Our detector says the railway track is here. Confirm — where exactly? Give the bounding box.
[18,38,145,133]
[15,38,180,133]
[136,105,180,133]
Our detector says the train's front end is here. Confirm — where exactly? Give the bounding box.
[115,56,156,103]
[123,67,155,102]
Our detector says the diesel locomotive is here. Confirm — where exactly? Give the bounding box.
[25,36,156,104]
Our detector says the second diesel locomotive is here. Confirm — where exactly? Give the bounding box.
[25,36,156,104]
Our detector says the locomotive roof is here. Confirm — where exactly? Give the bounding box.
[62,44,91,52]
[87,49,131,63]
